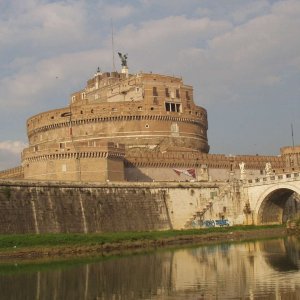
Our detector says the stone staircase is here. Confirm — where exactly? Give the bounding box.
[184,182,233,228]
[184,200,213,228]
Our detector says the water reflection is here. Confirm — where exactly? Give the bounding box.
[0,236,300,299]
[262,237,300,272]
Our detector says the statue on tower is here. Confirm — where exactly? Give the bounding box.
[118,52,128,67]
[265,162,272,176]
[239,162,246,180]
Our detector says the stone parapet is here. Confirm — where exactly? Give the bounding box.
[0,166,24,180]
[125,151,285,170]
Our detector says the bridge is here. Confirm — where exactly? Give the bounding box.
[243,172,300,225]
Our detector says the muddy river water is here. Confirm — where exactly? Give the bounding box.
[0,236,300,299]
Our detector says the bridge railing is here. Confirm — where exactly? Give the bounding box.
[245,172,300,186]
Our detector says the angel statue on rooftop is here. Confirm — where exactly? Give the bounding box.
[118,52,128,67]
[265,162,272,176]
[239,162,246,174]
[239,162,246,180]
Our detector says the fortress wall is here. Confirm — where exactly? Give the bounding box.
[124,152,285,182]
[23,157,124,182]
[281,146,300,168]
[0,181,223,234]
[107,158,125,181]
[124,166,263,182]
[124,167,208,182]
[28,113,208,147]
[22,143,125,182]
[27,101,207,138]
[125,152,284,169]
[0,166,24,180]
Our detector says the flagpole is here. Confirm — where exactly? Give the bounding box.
[291,123,299,167]
[291,123,295,148]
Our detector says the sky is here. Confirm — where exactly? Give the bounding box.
[0,0,300,170]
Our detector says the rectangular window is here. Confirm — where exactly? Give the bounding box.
[176,89,180,98]
[165,88,170,97]
[165,102,181,112]
[153,97,159,105]
[88,141,96,147]
[186,91,190,100]
[165,102,170,111]
[153,87,158,96]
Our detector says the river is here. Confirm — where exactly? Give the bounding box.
[0,236,300,299]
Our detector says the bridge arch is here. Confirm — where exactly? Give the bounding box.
[253,183,300,225]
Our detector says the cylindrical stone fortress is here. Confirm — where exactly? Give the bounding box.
[22,70,209,181]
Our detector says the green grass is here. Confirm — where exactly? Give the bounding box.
[0,224,283,250]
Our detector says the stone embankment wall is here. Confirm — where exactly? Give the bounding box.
[0,180,229,234]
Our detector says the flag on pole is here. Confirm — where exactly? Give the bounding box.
[173,168,196,178]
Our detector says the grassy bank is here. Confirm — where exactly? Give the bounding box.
[0,224,284,253]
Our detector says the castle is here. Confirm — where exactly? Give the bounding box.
[0,56,299,182]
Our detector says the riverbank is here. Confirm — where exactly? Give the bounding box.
[0,225,287,261]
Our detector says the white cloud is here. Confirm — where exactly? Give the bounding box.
[101,3,136,20]
[0,1,86,51]
[118,15,232,47]
[0,140,27,155]
[272,0,300,16]
[0,48,112,108]
[114,15,232,73]
[231,0,270,23]
[185,0,300,103]
[0,140,27,170]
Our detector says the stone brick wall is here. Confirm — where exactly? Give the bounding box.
[0,166,24,180]
[281,145,300,169]
[124,151,285,181]
[0,180,224,234]
[22,143,125,182]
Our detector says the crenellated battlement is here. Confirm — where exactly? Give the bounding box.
[0,166,24,180]
[125,151,284,170]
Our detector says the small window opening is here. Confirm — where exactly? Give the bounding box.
[165,102,171,111]
[186,91,190,100]
[165,88,170,97]
[153,97,159,105]
[171,103,176,112]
